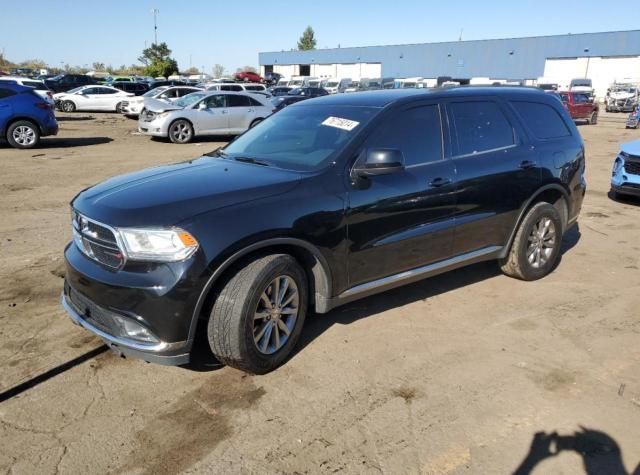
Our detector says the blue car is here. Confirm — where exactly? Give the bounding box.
[611,140,640,199]
[0,82,58,149]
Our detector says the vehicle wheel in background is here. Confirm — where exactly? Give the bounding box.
[589,111,598,125]
[207,254,308,374]
[499,202,563,281]
[168,119,193,144]
[115,102,124,113]
[61,100,76,112]
[249,118,263,128]
[7,120,40,149]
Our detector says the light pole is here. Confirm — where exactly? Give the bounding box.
[151,8,159,45]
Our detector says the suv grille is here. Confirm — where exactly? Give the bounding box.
[67,285,120,335]
[72,210,124,269]
[624,158,640,175]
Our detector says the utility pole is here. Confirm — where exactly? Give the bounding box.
[151,8,159,45]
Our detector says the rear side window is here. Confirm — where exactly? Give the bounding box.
[0,88,16,99]
[366,105,443,166]
[449,101,515,156]
[511,101,570,140]
[228,95,251,107]
[248,97,263,106]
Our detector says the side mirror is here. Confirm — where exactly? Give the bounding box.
[353,149,405,177]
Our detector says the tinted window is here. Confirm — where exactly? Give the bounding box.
[82,87,98,94]
[248,97,263,106]
[203,95,225,108]
[221,85,242,92]
[366,105,443,166]
[450,101,515,156]
[574,93,589,104]
[511,101,570,139]
[227,95,251,107]
[0,88,16,99]
[99,87,118,95]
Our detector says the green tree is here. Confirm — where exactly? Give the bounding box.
[297,26,316,51]
[184,66,200,75]
[92,62,106,71]
[138,42,179,78]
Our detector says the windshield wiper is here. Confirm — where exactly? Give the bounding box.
[233,156,271,167]
[205,148,229,159]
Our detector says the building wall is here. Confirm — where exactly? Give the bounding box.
[260,30,640,82]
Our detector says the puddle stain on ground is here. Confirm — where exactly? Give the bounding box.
[119,370,266,475]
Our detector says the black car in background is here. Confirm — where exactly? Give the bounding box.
[110,82,150,96]
[269,86,293,97]
[62,87,585,374]
[271,95,307,112]
[45,74,95,93]
[146,80,188,89]
[287,87,329,98]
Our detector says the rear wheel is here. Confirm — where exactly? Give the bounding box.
[61,100,76,112]
[7,121,40,149]
[168,119,193,144]
[207,254,308,374]
[499,202,563,281]
[589,111,598,125]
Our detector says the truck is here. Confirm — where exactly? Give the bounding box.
[559,91,599,124]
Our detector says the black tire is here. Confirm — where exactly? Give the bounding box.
[6,120,40,149]
[168,119,194,144]
[499,202,563,281]
[61,100,76,112]
[115,102,124,113]
[208,254,308,374]
[589,111,598,125]
[249,118,263,128]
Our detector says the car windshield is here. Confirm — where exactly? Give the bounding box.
[221,104,379,172]
[175,92,207,108]
[325,82,338,87]
[289,80,303,87]
[144,86,168,97]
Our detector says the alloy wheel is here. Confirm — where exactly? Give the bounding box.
[170,122,192,143]
[11,125,37,147]
[527,217,556,269]
[253,275,299,355]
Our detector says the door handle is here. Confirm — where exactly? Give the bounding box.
[221,110,228,114]
[519,160,536,169]
[428,177,452,187]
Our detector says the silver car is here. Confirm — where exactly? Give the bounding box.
[138,91,274,144]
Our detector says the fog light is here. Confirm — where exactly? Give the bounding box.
[111,315,159,344]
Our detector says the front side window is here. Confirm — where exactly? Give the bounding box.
[175,92,207,108]
[222,104,379,171]
[449,101,515,156]
[100,87,119,95]
[203,95,225,108]
[82,87,98,95]
[365,105,443,166]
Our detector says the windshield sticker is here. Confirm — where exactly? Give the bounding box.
[322,116,360,131]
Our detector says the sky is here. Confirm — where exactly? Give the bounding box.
[2,0,639,75]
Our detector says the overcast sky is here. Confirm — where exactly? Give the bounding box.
[3,0,638,74]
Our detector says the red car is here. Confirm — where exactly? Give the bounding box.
[234,71,263,83]
[559,91,599,124]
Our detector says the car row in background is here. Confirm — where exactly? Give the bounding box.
[121,86,203,118]
[54,85,134,112]
[0,76,54,104]
[1,83,58,149]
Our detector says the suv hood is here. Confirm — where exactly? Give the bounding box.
[72,156,302,227]
[144,97,183,112]
[621,140,640,157]
[609,91,636,100]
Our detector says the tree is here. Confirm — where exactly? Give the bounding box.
[137,42,179,78]
[212,64,225,78]
[183,66,200,75]
[92,62,106,71]
[297,26,316,51]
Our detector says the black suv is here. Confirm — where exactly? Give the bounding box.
[44,74,95,93]
[62,87,585,373]
[110,82,150,96]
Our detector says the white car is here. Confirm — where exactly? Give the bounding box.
[0,76,54,104]
[323,78,351,94]
[138,91,273,144]
[54,85,134,112]
[120,86,202,118]
[206,83,268,93]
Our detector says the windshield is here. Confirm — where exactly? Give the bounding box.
[325,82,338,87]
[222,105,379,172]
[308,81,320,87]
[144,86,168,97]
[49,74,63,81]
[289,80,304,87]
[175,92,207,108]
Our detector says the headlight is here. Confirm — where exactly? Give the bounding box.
[157,112,171,119]
[117,227,199,262]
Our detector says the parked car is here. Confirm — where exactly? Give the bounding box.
[207,83,267,93]
[344,81,361,93]
[0,76,54,104]
[270,95,307,112]
[558,91,599,124]
[138,91,272,143]
[323,78,351,94]
[62,86,585,373]
[605,84,639,113]
[120,86,203,118]
[626,107,640,129]
[234,71,263,83]
[287,87,328,98]
[611,140,640,199]
[0,83,58,149]
[269,86,293,97]
[110,82,150,96]
[44,74,95,93]
[54,85,134,112]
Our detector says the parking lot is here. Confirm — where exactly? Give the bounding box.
[1,111,639,474]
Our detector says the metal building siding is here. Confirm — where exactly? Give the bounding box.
[259,30,640,79]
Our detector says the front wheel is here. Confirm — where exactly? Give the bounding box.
[168,119,193,144]
[61,100,76,112]
[208,254,308,374]
[499,202,563,281]
[115,102,124,113]
[7,121,40,149]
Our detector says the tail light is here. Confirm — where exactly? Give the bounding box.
[35,102,51,110]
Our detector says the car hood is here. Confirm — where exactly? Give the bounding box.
[72,156,302,227]
[621,140,640,157]
[144,97,183,112]
[610,91,636,100]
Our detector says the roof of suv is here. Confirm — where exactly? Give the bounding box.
[305,86,555,108]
